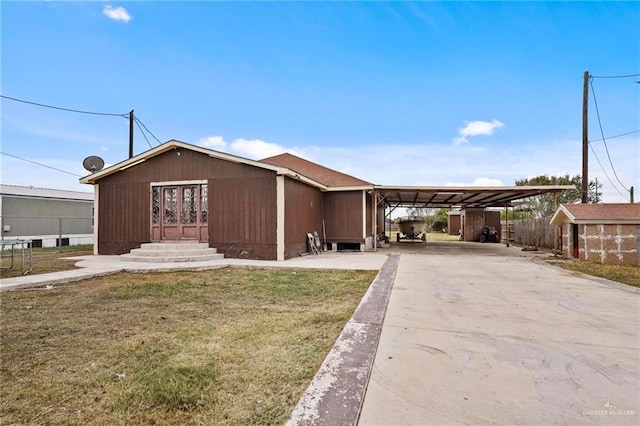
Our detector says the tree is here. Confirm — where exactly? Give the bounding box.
[406,207,427,218]
[515,174,602,218]
[405,207,449,231]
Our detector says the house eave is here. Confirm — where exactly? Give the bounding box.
[325,185,374,192]
[80,140,312,186]
[280,172,328,191]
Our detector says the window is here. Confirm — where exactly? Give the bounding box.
[152,187,160,225]
[181,187,197,224]
[201,184,208,224]
[163,188,178,224]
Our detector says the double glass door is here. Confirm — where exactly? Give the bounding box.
[151,184,208,241]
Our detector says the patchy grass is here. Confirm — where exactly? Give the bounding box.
[548,260,640,288]
[425,232,461,242]
[0,268,376,425]
[0,245,93,278]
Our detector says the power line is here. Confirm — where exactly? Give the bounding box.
[589,78,630,193]
[587,143,628,199]
[0,94,129,117]
[2,94,165,156]
[134,117,154,149]
[134,116,162,145]
[588,129,640,143]
[591,73,640,79]
[0,151,83,177]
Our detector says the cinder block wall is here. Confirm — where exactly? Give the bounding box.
[579,224,639,265]
[560,224,571,259]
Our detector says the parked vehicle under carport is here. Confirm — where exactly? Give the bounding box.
[479,225,499,243]
[396,217,427,242]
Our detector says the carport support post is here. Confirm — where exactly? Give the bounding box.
[504,204,509,247]
[553,192,559,254]
[372,190,377,251]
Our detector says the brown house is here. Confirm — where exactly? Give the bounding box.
[261,152,375,251]
[80,140,374,260]
[550,203,640,265]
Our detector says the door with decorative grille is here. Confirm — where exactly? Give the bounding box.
[151,184,208,242]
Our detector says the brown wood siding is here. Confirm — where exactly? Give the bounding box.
[448,214,461,236]
[209,176,277,260]
[485,211,501,237]
[323,191,364,243]
[95,148,277,258]
[284,177,324,258]
[98,181,150,254]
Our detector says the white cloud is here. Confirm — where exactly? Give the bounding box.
[197,135,300,159]
[103,5,132,23]
[445,178,505,186]
[199,136,227,150]
[453,119,504,145]
[230,138,289,159]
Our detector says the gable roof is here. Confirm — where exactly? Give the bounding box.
[79,140,327,190]
[260,153,372,189]
[550,203,640,226]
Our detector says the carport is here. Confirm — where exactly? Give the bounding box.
[371,185,573,250]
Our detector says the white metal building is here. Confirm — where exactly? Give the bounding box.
[0,184,94,248]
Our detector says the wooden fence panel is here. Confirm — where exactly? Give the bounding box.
[501,218,555,248]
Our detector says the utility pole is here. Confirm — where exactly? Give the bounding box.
[129,110,134,159]
[582,71,589,203]
[631,186,635,203]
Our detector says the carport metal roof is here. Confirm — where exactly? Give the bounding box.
[374,185,574,209]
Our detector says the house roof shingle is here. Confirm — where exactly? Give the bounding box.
[550,203,640,225]
[259,153,372,188]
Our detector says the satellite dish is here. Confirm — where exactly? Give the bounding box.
[83,156,105,173]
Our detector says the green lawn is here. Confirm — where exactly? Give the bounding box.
[0,268,377,425]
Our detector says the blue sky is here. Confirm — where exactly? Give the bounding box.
[2,1,639,203]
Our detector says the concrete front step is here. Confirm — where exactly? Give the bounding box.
[121,242,223,263]
[138,242,211,251]
[128,248,218,257]
[121,253,224,263]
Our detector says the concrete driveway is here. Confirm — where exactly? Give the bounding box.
[358,242,639,425]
